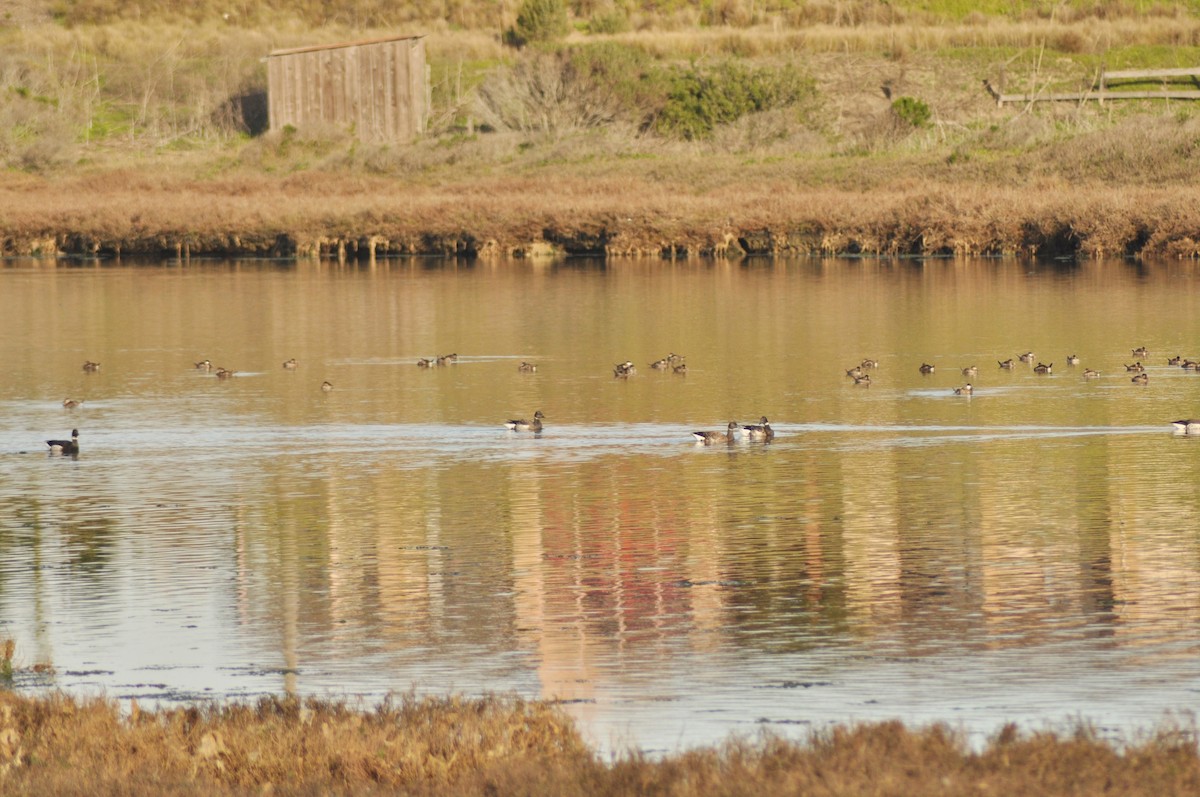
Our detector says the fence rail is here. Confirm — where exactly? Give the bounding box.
[986,67,1200,105]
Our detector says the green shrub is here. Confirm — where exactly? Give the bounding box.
[587,8,631,34]
[891,95,931,128]
[508,0,571,47]
[653,61,818,139]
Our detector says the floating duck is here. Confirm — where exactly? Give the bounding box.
[505,410,544,432]
[692,421,739,444]
[47,429,79,455]
[954,384,973,395]
[518,361,538,373]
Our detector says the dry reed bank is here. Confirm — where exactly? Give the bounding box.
[2,689,1200,797]
[5,2,1200,258]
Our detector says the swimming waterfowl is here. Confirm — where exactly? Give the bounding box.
[613,361,636,378]
[1033,362,1053,374]
[953,384,973,395]
[46,429,79,455]
[437,353,458,365]
[282,358,298,369]
[1131,372,1149,384]
[1172,419,1200,433]
[998,359,1015,369]
[673,363,688,375]
[1183,360,1200,371]
[215,368,236,379]
[1066,354,1080,365]
[1124,362,1145,373]
[846,366,865,379]
[668,353,685,366]
[1132,346,1150,358]
[918,363,935,374]
[1083,369,1101,378]
[82,361,100,372]
[321,381,333,392]
[692,421,739,444]
[505,410,544,432]
[741,416,774,441]
[860,358,880,369]
[961,365,978,376]
[650,358,670,370]
[62,398,82,408]
[417,358,434,368]
[1168,355,1183,366]
[853,374,872,386]
[194,359,213,371]
[1018,352,1035,363]
[518,361,538,373]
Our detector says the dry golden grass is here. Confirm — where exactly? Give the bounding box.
[2,689,1200,796]
[3,166,1200,259]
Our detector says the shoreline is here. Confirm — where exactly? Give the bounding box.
[7,178,1200,261]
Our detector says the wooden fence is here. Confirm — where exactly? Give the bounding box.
[266,35,429,141]
[986,67,1200,105]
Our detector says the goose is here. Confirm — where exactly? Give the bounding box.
[692,422,739,444]
[741,417,774,441]
[47,429,79,455]
[505,410,544,432]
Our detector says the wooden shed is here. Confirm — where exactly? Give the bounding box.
[266,34,428,141]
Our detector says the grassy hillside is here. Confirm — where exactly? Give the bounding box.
[3,1,1200,257]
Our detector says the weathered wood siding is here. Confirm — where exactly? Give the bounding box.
[267,35,428,141]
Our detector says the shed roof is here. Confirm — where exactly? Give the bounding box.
[267,34,425,58]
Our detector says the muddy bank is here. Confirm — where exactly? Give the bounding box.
[4,177,1200,260]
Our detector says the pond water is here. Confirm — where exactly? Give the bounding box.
[2,256,1200,754]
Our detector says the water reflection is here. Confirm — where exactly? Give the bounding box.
[2,257,1200,750]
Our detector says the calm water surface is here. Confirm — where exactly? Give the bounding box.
[2,257,1200,753]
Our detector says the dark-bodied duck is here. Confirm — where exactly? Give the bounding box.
[62,398,83,409]
[82,360,101,372]
[195,359,213,371]
[1132,346,1150,358]
[215,368,236,379]
[673,363,688,375]
[853,374,872,386]
[437,353,458,365]
[1125,362,1145,373]
[741,416,774,441]
[1018,352,1035,363]
[1083,369,1101,378]
[282,358,298,369]
[320,381,334,392]
[1172,419,1200,433]
[417,358,434,368]
[1168,355,1184,366]
[1131,372,1149,384]
[518,361,538,373]
[860,358,880,369]
[47,429,79,455]
[953,384,973,395]
[613,361,636,378]
[692,422,739,445]
[505,410,544,432]
[998,359,1015,369]
[918,363,935,374]
[650,358,671,370]
[962,365,978,376]
[846,366,865,379]
[1066,354,1080,365]
[1033,362,1053,374]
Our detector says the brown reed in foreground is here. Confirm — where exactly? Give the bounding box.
[1,689,1199,796]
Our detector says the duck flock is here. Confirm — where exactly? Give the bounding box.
[45,345,1200,455]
